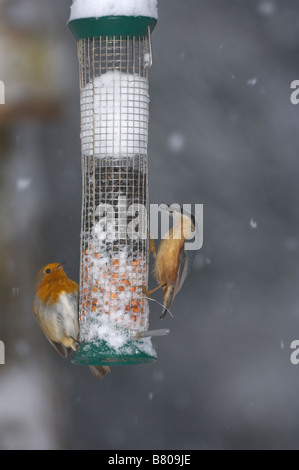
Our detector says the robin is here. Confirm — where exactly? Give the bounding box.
[33,262,110,380]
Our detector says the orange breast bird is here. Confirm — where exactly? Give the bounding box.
[33,262,110,380]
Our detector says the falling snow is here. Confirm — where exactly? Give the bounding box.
[247,78,258,87]
[167,132,186,153]
[258,0,276,17]
[16,178,31,191]
[284,237,297,252]
[250,219,257,229]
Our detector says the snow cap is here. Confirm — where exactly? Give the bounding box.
[69,0,158,22]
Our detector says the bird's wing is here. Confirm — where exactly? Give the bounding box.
[160,286,174,320]
[36,318,68,358]
[33,303,68,358]
[171,248,197,303]
[33,298,38,316]
[48,339,68,359]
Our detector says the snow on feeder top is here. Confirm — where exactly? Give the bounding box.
[69,0,158,39]
[68,0,162,366]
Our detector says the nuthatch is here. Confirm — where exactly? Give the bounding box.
[147,206,197,319]
[33,262,110,380]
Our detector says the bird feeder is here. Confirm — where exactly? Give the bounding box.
[69,9,159,366]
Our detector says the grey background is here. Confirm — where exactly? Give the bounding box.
[1,0,299,450]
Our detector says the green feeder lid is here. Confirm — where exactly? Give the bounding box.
[68,16,157,40]
[72,339,157,366]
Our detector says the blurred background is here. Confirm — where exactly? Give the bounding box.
[1,0,299,450]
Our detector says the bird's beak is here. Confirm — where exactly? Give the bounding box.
[160,202,171,213]
[160,203,180,218]
[57,260,67,270]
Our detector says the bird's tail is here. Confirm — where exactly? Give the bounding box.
[160,286,174,320]
[89,365,111,380]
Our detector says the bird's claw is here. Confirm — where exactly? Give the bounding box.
[142,285,150,297]
[149,237,157,258]
[72,338,80,351]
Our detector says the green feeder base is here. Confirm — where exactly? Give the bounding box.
[69,16,157,40]
[72,339,157,366]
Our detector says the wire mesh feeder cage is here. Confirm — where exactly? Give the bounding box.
[69,16,160,366]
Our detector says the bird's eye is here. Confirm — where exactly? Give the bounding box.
[45,268,51,274]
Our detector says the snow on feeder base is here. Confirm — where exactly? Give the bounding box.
[68,5,158,366]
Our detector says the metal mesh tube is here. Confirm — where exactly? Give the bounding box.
[77,36,154,357]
